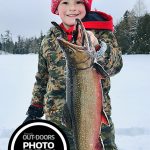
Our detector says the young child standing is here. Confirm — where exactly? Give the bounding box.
[25,0,123,149]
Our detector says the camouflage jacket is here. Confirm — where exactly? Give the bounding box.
[31,13,123,120]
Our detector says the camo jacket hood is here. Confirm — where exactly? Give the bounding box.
[31,16,123,120]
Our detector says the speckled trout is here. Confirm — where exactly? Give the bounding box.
[57,19,108,150]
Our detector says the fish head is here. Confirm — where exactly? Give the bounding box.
[57,18,95,69]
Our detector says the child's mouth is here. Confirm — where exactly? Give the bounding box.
[67,14,79,17]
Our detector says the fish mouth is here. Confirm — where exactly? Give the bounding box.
[57,18,92,53]
[73,18,92,50]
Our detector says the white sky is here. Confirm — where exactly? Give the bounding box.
[0,0,150,40]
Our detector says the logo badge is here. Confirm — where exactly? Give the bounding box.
[8,120,69,150]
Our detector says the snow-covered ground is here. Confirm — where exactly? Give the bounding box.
[0,54,150,150]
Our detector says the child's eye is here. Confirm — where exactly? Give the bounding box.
[76,0,84,4]
[61,1,68,5]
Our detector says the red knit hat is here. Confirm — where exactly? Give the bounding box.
[51,0,93,14]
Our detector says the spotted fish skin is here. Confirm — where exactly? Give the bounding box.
[57,19,104,150]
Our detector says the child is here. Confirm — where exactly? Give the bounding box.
[25,0,123,149]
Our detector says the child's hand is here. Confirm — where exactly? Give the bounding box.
[76,30,100,50]
[87,31,99,48]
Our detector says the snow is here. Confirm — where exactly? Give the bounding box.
[0,54,150,150]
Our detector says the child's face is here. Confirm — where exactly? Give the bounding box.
[56,0,86,29]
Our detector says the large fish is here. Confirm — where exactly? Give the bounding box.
[57,19,108,150]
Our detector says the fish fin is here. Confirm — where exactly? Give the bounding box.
[93,63,109,78]
[101,110,109,126]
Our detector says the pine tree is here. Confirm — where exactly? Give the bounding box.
[133,13,150,54]
[133,0,147,18]
[14,36,27,54]
[0,30,15,53]
[115,11,138,54]
[0,42,2,50]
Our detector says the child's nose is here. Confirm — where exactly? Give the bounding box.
[69,4,76,11]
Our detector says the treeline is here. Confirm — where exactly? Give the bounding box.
[114,0,150,54]
[115,12,150,54]
[0,31,44,54]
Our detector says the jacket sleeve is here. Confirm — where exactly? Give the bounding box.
[31,38,49,105]
[95,30,123,77]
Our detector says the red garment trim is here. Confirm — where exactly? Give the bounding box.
[101,111,109,125]
[101,113,109,125]
[32,104,43,108]
[95,44,101,51]
[82,11,114,31]
[60,23,74,41]
[60,23,74,34]
[83,21,113,31]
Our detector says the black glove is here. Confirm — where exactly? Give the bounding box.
[23,105,44,123]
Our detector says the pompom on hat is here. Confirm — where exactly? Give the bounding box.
[51,0,93,14]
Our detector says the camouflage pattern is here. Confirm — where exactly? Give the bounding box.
[31,26,123,149]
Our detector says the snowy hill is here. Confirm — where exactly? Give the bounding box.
[0,54,150,150]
